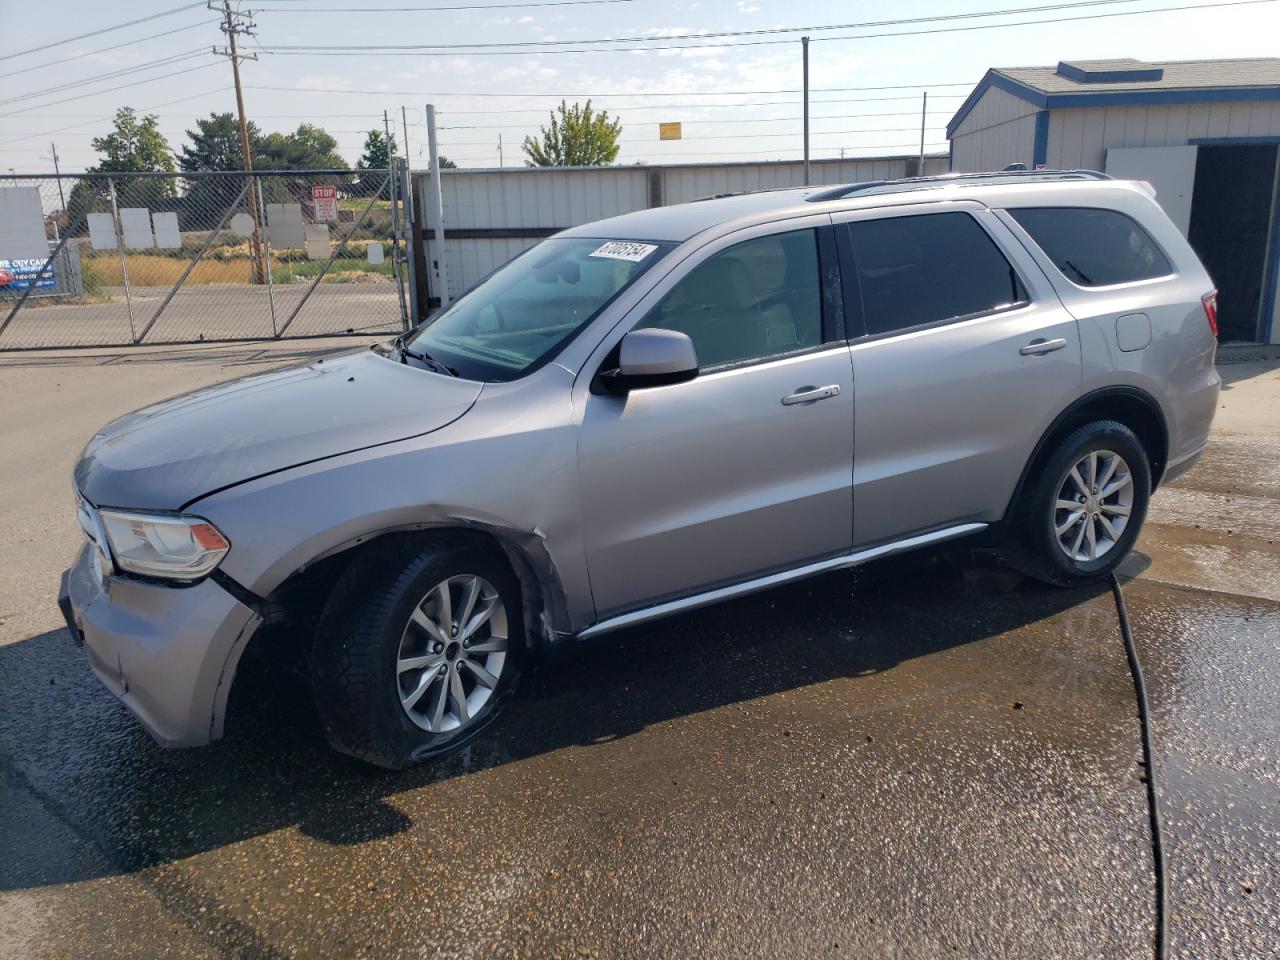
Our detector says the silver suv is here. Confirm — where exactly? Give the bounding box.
[60,171,1221,768]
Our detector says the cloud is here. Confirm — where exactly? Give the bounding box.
[518,15,535,23]
[736,0,761,11]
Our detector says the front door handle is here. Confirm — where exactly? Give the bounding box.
[782,384,841,406]
[1020,337,1068,356]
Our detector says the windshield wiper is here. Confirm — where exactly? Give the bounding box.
[394,336,459,377]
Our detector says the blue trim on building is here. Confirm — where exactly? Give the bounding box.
[1032,111,1050,168]
[1260,167,1280,344]
[1055,62,1164,84]
[1047,86,1280,109]
[946,70,1280,140]
[946,70,1048,138]
[1189,136,1280,145]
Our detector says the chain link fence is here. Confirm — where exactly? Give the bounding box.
[0,167,412,350]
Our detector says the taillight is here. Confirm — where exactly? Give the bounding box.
[1201,290,1219,337]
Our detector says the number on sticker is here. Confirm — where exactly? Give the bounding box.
[590,241,657,262]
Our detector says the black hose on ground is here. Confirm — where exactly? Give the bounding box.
[1110,573,1169,960]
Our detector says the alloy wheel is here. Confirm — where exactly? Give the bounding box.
[1053,448,1134,562]
[395,574,508,733]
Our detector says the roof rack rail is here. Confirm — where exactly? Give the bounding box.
[804,169,1111,203]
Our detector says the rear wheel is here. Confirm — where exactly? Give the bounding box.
[1003,420,1151,586]
[311,540,525,769]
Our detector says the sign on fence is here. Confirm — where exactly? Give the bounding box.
[0,258,56,291]
[312,185,338,221]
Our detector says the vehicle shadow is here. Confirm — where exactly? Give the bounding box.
[0,548,1110,892]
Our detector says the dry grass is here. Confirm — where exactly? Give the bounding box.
[82,253,392,286]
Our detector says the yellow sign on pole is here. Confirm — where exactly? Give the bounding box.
[659,122,683,141]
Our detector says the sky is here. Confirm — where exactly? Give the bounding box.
[2,0,1280,174]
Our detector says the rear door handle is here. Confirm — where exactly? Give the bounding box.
[1020,337,1068,356]
[782,384,840,406]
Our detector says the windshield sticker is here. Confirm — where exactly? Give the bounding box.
[589,241,658,262]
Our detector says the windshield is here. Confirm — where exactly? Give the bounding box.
[406,237,671,382]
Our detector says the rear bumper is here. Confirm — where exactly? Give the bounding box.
[59,544,262,748]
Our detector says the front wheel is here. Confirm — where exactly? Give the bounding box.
[1003,420,1152,586]
[310,540,525,769]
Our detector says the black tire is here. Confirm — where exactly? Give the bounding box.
[310,537,526,769]
[1003,420,1151,586]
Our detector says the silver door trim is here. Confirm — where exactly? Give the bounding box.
[576,522,987,640]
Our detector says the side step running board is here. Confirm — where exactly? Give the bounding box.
[576,522,987,641]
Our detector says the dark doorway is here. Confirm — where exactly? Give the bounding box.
[1187,143,1278,343]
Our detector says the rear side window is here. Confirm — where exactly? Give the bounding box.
[844,212,1029,336]
[1009,207,1172,287]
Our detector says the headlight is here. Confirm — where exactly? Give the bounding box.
[98,510,230,581]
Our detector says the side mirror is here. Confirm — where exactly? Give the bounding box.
[601,328,699,393]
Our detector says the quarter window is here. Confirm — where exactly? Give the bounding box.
[1009,207,1173,287]
[637,228,823,368]
[845,212,1029,336]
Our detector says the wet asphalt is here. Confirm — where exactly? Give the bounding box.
[0,349,1276,959]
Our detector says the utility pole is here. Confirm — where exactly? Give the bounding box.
[400,105,412,162]
[425,103,450,308]
[497,133,503,168]
[383,108,397,193]
[49,142,66,214]
[918,91,928,175]
[213,1,265,283]
[801,36,810,185]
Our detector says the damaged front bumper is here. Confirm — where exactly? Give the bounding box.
[59,543,262,748]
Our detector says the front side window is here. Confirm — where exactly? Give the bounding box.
[1009,207,1173,287]
[407,237,671,382]
[637,228,823,369]
[845,212,1029,336]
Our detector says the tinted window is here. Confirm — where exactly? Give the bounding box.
[638,229,822,368]
[846,212,1028,336]
[1010,207,1172,287]
[409,237,669,382]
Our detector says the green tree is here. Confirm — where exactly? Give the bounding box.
[67,107,177,235]
[438,154,458,169]
[179,112,262,172]
[521,100,621,167]
[178,112,264,223]
[92,107,176,175]
[252,124,351,203]
[354,129,396,196]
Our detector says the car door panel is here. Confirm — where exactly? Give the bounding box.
[833,204,1082,547]
[574,216,854,619]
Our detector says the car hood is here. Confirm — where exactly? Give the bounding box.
[75,349,483,510]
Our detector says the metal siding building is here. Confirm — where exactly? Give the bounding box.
[947,58,1280,343]
[419,154,948,299]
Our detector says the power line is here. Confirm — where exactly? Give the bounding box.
[258,0,1278,55]
[447,142,951,163]
[1,1,207,62]
[258,0,640,9]
[0,87,229,147]
[0,49,211,108]
[0,19,220,81]
[245,83,972,99]
[434,94,968,116]
[0,59,220,117]
[439,125,942,145]
[440,109,953,129]
[255,0,1195,49]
